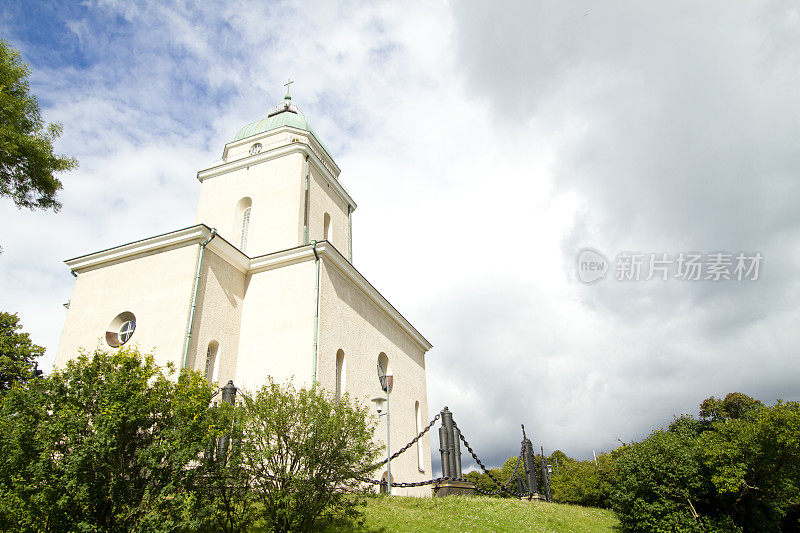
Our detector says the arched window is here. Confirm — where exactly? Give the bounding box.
[415,401,424,471]
[240,207,251,251]
[235,197,252,253]
[323,212,331,242]
[335,349,346,400]
[205,341,219,383]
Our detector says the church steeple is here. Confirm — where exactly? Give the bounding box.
[194,86,355,259]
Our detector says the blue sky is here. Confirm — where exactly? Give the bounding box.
[2,1,800,470]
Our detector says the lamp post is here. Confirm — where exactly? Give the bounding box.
[371,394,391,494]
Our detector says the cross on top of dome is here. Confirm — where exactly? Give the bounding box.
[268,79,299,116]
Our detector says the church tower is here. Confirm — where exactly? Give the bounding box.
[55,88,434,496]
[195,88,354,259]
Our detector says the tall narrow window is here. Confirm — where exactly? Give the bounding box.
[335,349,346,399]
[205,341,219,383]
[234,197,252,253]
[415,401,424,471]
[323,212,331,242]
[240,206,251,252]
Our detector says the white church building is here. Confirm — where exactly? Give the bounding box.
[55,90,434,496]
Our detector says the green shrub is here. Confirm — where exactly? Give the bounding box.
[232,379,382,532]
[0,347,215,532]
[612,396,800,532]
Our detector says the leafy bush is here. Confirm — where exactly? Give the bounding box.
[233,379,382,532]
[550,452,616,508]
[0,349,386,532]
[613,396,800,532]
[0,347,215,532]
[0,311,44,392]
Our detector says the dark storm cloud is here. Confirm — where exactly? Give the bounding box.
[446,1,800,460]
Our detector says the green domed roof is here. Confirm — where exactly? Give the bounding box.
[232,95,335,162]
[233,105,311,141]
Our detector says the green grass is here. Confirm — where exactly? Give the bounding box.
[328,495,619,533]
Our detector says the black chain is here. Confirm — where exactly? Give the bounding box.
[474,485,503,496]
[505,450,524,490]
[452,419,524,497]
[368,412,441,469]
[358,476,446,488]
[358,409,532,496]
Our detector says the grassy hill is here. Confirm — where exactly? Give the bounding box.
[329,495,618,532]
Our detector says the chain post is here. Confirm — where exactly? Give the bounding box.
[217,380,237,464]
[438,425,449,478]
[440,407,453,478]
[452,425,462,479]
[541,445,552,502]
[221,380,237,405]
[523,436,538,495]
[441,407,460,479]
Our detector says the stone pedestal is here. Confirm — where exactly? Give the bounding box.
[433,480,476,497]
[521,492,546,501]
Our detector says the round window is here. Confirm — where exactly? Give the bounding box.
[119,320,136,344]
[249,143,262,155]
[106,312,136,347]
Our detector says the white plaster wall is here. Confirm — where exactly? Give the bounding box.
[308,165,350,258]
[235,260,316,393]
[317,259,432,496]
[185,249,246,387]
[225,131,294,163]
[55,245,198,372]
[195,152,305,257]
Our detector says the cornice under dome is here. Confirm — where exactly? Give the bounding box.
[233,94,335,161]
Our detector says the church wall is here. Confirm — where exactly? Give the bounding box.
[317,259,433,496]
[235,260,316,393]
[184,249,246,387]
[55,245,199,371]
[308,165,350,257]
[195,152,305,256]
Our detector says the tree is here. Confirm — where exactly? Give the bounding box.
[697,401,800,531]
[550,451,616,508]
[190,398,257,533]
[613,428,718,532]
[700,392,764,422]
[0,311,43,392]
[0,39,76,212]
[0,347,215,532]
[236,379,382,532]
[613,394,800,532]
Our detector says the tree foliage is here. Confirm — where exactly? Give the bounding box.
[236,379,382,532]
[699,392,764,422]
[0,347,216,532]
[613,394,800,532]
[549,451,616,508]
[0,311,43,392]
[190,397,256,533]
[0,39,76,211]
[0,349,384,532]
